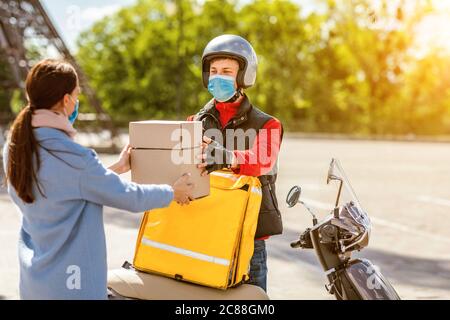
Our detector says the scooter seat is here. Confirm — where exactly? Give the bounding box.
[107,268,269,300]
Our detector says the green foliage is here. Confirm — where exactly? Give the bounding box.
[76,0,240,124]
[3,0,447,135]
[0,51,13,116]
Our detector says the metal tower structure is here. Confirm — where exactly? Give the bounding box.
[0,0,117,149]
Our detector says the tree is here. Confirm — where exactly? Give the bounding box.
[75,0,450,136]
[76,0,239,123]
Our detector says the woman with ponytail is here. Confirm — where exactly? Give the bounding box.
[2,59,195,299]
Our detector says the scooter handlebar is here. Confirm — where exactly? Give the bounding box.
[290,240,302,248]
[291,228,314,249]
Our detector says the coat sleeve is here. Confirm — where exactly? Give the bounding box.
[232,118,283,177]
[79,150,174,213]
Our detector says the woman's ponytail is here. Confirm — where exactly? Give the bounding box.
[6,104,42,203]
[5,59,78,203]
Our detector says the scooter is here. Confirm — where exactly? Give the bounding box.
[107,158,400,300]
[286,158,400,300]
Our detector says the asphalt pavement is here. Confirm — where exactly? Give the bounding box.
[1,137,449,299]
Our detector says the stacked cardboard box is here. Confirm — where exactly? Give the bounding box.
[129,120,210,199]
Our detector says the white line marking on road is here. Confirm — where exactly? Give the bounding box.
[369,217,450,244]
[417,195,450,208]
[300,197,450,245]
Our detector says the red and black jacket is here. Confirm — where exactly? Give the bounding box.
[188,95,283,239]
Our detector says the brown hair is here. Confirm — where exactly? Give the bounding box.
[5,59,78,203]
[210,56,241,67]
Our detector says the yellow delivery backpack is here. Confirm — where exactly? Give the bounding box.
[133,170,262,289]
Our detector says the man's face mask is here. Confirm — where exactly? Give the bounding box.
[207,75,236,102]
[67,95,79,124]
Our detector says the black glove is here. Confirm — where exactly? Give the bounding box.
[204,139,235,174]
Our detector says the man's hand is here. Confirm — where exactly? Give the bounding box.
[196,136,237,175]
[196,136,210,177]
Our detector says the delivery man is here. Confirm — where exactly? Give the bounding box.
[189,34,283,292]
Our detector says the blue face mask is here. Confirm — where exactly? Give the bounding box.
[67,96,79,124]
[207,75,237,102]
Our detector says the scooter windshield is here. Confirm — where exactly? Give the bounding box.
[327,159,371,229]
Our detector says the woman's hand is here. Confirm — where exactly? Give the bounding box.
[172,173,195,205]
[108,143,132,175]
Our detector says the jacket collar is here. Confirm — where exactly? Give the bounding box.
[200,94,252,128]
[31,109,77,140]
[33,127,73,142]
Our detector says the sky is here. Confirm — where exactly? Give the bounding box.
[41,0,322,52]
[40,0,450,56]
[41,0,136,51]
[414,1,450,57]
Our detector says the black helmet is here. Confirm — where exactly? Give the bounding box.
[202,34,258,89]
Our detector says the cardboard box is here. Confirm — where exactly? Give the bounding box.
[129,120,210,199]
[129,120,203,149]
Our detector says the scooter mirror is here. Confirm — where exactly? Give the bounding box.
[286,186,301,208]
[327,158,337,184]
